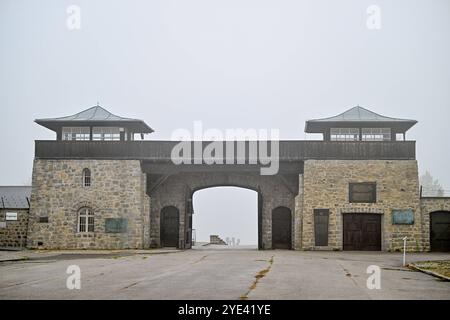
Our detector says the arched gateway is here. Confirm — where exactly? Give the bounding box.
[28,105,441,252]
[148,171,298,249]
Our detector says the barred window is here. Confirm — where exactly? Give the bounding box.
[78,207,94,233]
[62,127,90,141]
[330,128,359,141]
[362,128,391,141]
[82,168,91,187]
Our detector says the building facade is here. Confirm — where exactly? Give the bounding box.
[0,186,31,248]
[25,106,450,251]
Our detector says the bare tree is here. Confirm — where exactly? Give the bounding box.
[420,171,444,196]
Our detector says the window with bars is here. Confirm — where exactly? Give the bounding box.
[62,127,90,141]
[330,128,360,141]
[362,128,391,141]
[92,127,120,141]
[78,207,94,233]
[82,168,91,187]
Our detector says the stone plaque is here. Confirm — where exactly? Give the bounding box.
[392,210,414,225]
[105,218,128,233]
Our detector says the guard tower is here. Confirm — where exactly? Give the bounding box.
[35,105,153,141]
[305,106,417,141]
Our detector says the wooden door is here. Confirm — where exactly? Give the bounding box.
[161,206,179,247]
[272,207,292,249]
[430,211,450,252]
[343,213,381,251]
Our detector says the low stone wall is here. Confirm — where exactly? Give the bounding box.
[0,209,29,248]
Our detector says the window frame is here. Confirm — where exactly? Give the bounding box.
[349,182,377,203]
[92,127,121,141]
[77,207,94,233]
[62,127,90,141]
[361,128,391,141]
[82,168,91,187]
[330,128,360,141]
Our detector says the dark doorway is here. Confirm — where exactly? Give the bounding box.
[430,211,450,252]
[314,209,329,246]
[343,213,381,251]
[272,206,292,249]
[161,206,179,247]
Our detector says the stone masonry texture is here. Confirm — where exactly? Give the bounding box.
[25,158,450,251]
[27,159,149,249]
[0,209,29,248]
[300,160,423,252]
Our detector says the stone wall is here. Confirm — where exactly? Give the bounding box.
[300,160,423,251]
[0,209,29,248]
[27,159,149,249]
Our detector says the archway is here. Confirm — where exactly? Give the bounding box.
[272,206,292,249]
[160,206,180,248]
[430,211,450,252]
[192,187,260,249]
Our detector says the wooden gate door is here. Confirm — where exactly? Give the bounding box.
[343,213,381,251]
[272,207,292,249]
[161,206,179,247]
[430,211,450,252]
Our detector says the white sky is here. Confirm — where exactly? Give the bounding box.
[1,0,449,241]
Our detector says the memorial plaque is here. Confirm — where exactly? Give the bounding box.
[392,210,414,225]
[105,218,128,233]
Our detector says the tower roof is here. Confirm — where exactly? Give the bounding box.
[305,106,417,133]
[35,105,154,133]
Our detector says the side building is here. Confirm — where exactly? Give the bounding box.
[0,186,31,248]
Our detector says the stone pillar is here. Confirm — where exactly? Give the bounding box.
[294,174,304,250]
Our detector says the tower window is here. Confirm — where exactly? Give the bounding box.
[330,128,359,141]
[362,128,391,141]
[62,127,90,141]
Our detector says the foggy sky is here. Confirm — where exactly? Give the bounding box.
[1,1,449,243]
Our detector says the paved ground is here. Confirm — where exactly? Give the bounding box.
[0,247,449,300]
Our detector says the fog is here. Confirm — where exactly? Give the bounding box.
[1,0,449,240]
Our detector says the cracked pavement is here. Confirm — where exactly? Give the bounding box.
[0,247,449,299]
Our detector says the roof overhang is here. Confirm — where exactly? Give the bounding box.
[305,120,418,133]
[35,119,154,134]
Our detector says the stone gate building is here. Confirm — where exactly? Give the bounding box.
[26,106,450,251]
